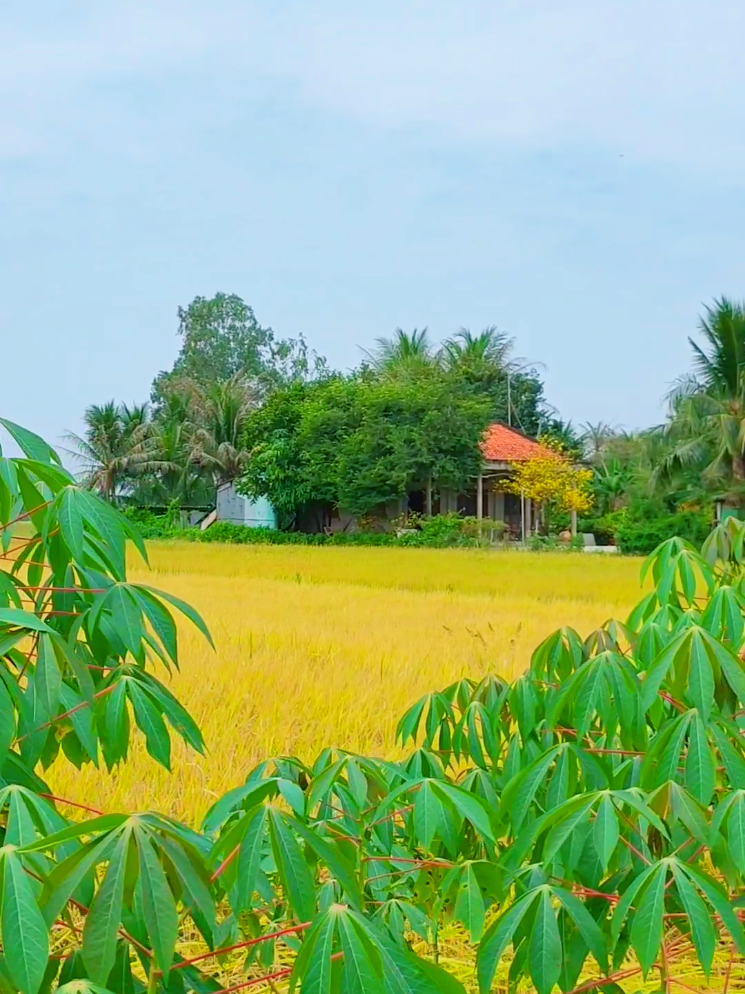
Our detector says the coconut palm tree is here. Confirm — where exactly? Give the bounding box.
[65,402,154,499]
[655,298,745,507]
[441,326,515,374]
[580,422,619,463]
[365,328,433,374]
[188,375,256,485]
[133,393,210,505]
[689,296,745,394]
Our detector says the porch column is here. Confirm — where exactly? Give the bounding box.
[425,474,433,517]
[571,508,577,537]
[520,491,526,544]
[526,498,533,535]
[493,490,504,522]
[476,472,483,527]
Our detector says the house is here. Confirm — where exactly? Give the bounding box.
[206,423,554,536]
[213,483,277,529]
[327,422,555,538]
[409,423,555,539]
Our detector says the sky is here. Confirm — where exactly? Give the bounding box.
[3,0,745,452]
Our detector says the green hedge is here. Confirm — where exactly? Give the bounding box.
[179,524,397,546]
[170,514,491,549]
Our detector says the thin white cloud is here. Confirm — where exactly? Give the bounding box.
[3,0,745,174]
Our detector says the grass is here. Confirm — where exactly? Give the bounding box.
[49,542,645,824]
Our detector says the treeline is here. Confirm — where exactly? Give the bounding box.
[71,292,745,550]
[69,294,559,526]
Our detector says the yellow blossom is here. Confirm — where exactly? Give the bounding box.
[500,441,594,515]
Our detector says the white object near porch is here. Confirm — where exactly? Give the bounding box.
[215,483,277,528]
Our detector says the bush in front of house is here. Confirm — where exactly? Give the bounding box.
[172,514,499,549]
[176,524,399,546]
[120,504,175,538]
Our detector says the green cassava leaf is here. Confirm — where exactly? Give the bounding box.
[2,850,50,994]
[0,420,63,467]
[232,806,269,912]
[135,830,178,976]
[529,888,562,994]
[453,864,485,942]
[554,886,608,972]
[139,587,214,650]
[127,681,171,770]
[336,909,384,994]
[629,862,667,976]
[671,862,716,977]
[289,910,337,994]
[592,794,619,872]
[477,890,539,994]
[82,831,131,984]
[267,809,315,924]
[685,712,715,805]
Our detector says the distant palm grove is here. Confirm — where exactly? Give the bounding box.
[69,292,745,553]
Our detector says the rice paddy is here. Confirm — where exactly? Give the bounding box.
[49,542,644,824]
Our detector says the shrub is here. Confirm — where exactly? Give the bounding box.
[577,510,624,545]
[578,507,713,554]
[120,504,172,538]
[615,509,711,555]
[175,515,498,549]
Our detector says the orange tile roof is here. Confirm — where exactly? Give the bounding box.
[480,423,554,462]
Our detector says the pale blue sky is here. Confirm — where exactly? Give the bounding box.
[3,0,745,449]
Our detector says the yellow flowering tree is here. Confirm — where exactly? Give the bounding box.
[500,438,593,531]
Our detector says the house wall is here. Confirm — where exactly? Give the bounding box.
[216,484,277,528]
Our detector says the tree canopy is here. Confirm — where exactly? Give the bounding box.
[239,370,493,528]
[151,293,326,401]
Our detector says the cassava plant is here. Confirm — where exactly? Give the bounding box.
[4,416,745,993]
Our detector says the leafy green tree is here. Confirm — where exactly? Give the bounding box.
[129,393,210,507]
[441,329,544,434]
[240,371,491,527]
[183,375,256,486]
[240,377,362,530]
[336,372,492,516]
[152,293,325,400]
[689,295,745,392]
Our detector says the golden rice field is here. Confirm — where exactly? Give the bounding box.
[49,542,645,825]
[48,543,742,993]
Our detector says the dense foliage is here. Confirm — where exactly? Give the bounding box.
[575,297,745,547]
[6,416,745,993]
[151,293,325,399]
[238,372,493,529]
